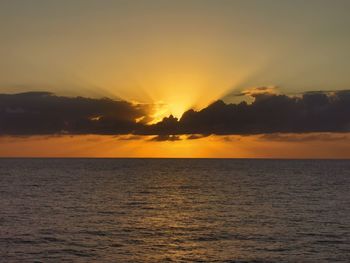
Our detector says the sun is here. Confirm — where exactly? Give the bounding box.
[149,99,192,124]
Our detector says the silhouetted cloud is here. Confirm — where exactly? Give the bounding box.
[1,90,350,137]
[234,86,279,97]
[141,90,350,135]
[149,135,182,141]
[186,134,210,140]
[218,136,242,142]
[259,133,349,142]
[0,92,149,135]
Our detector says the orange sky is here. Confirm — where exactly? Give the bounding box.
[1,133,349,158]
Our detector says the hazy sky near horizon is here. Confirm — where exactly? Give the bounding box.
[1,0,350,158]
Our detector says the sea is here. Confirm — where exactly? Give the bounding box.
[0,158,349,262]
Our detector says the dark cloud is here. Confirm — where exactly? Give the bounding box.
[259,133,349,142]
[149,135,182,141]
[186,134,210,140]
[1,90,350,137]
[0,92,149,135]
[141,90,350,135]
[219,136,242,142]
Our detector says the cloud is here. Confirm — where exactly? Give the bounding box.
[186,134,210,140]
[0,92,150,136]
[149,135,182,141]
[234,86,279,98]
[1,89,350,137]
[218,135,242,142]
[259,133,349,142]
[141,90,350,135]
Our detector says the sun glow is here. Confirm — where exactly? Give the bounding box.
[145,74,247,122]
[136,78,236,123]
[149,98,195,123]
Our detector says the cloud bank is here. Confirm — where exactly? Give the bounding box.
[142,90,350,135]
[0,92,149,135]
[0,90,349,137]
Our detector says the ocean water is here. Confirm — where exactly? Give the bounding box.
[0,159,349,262]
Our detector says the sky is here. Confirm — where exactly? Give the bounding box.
[0,0,350,158]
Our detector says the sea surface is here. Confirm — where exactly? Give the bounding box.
[0,159,349,262]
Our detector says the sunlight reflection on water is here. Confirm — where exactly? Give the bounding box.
[0,159,349,262]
